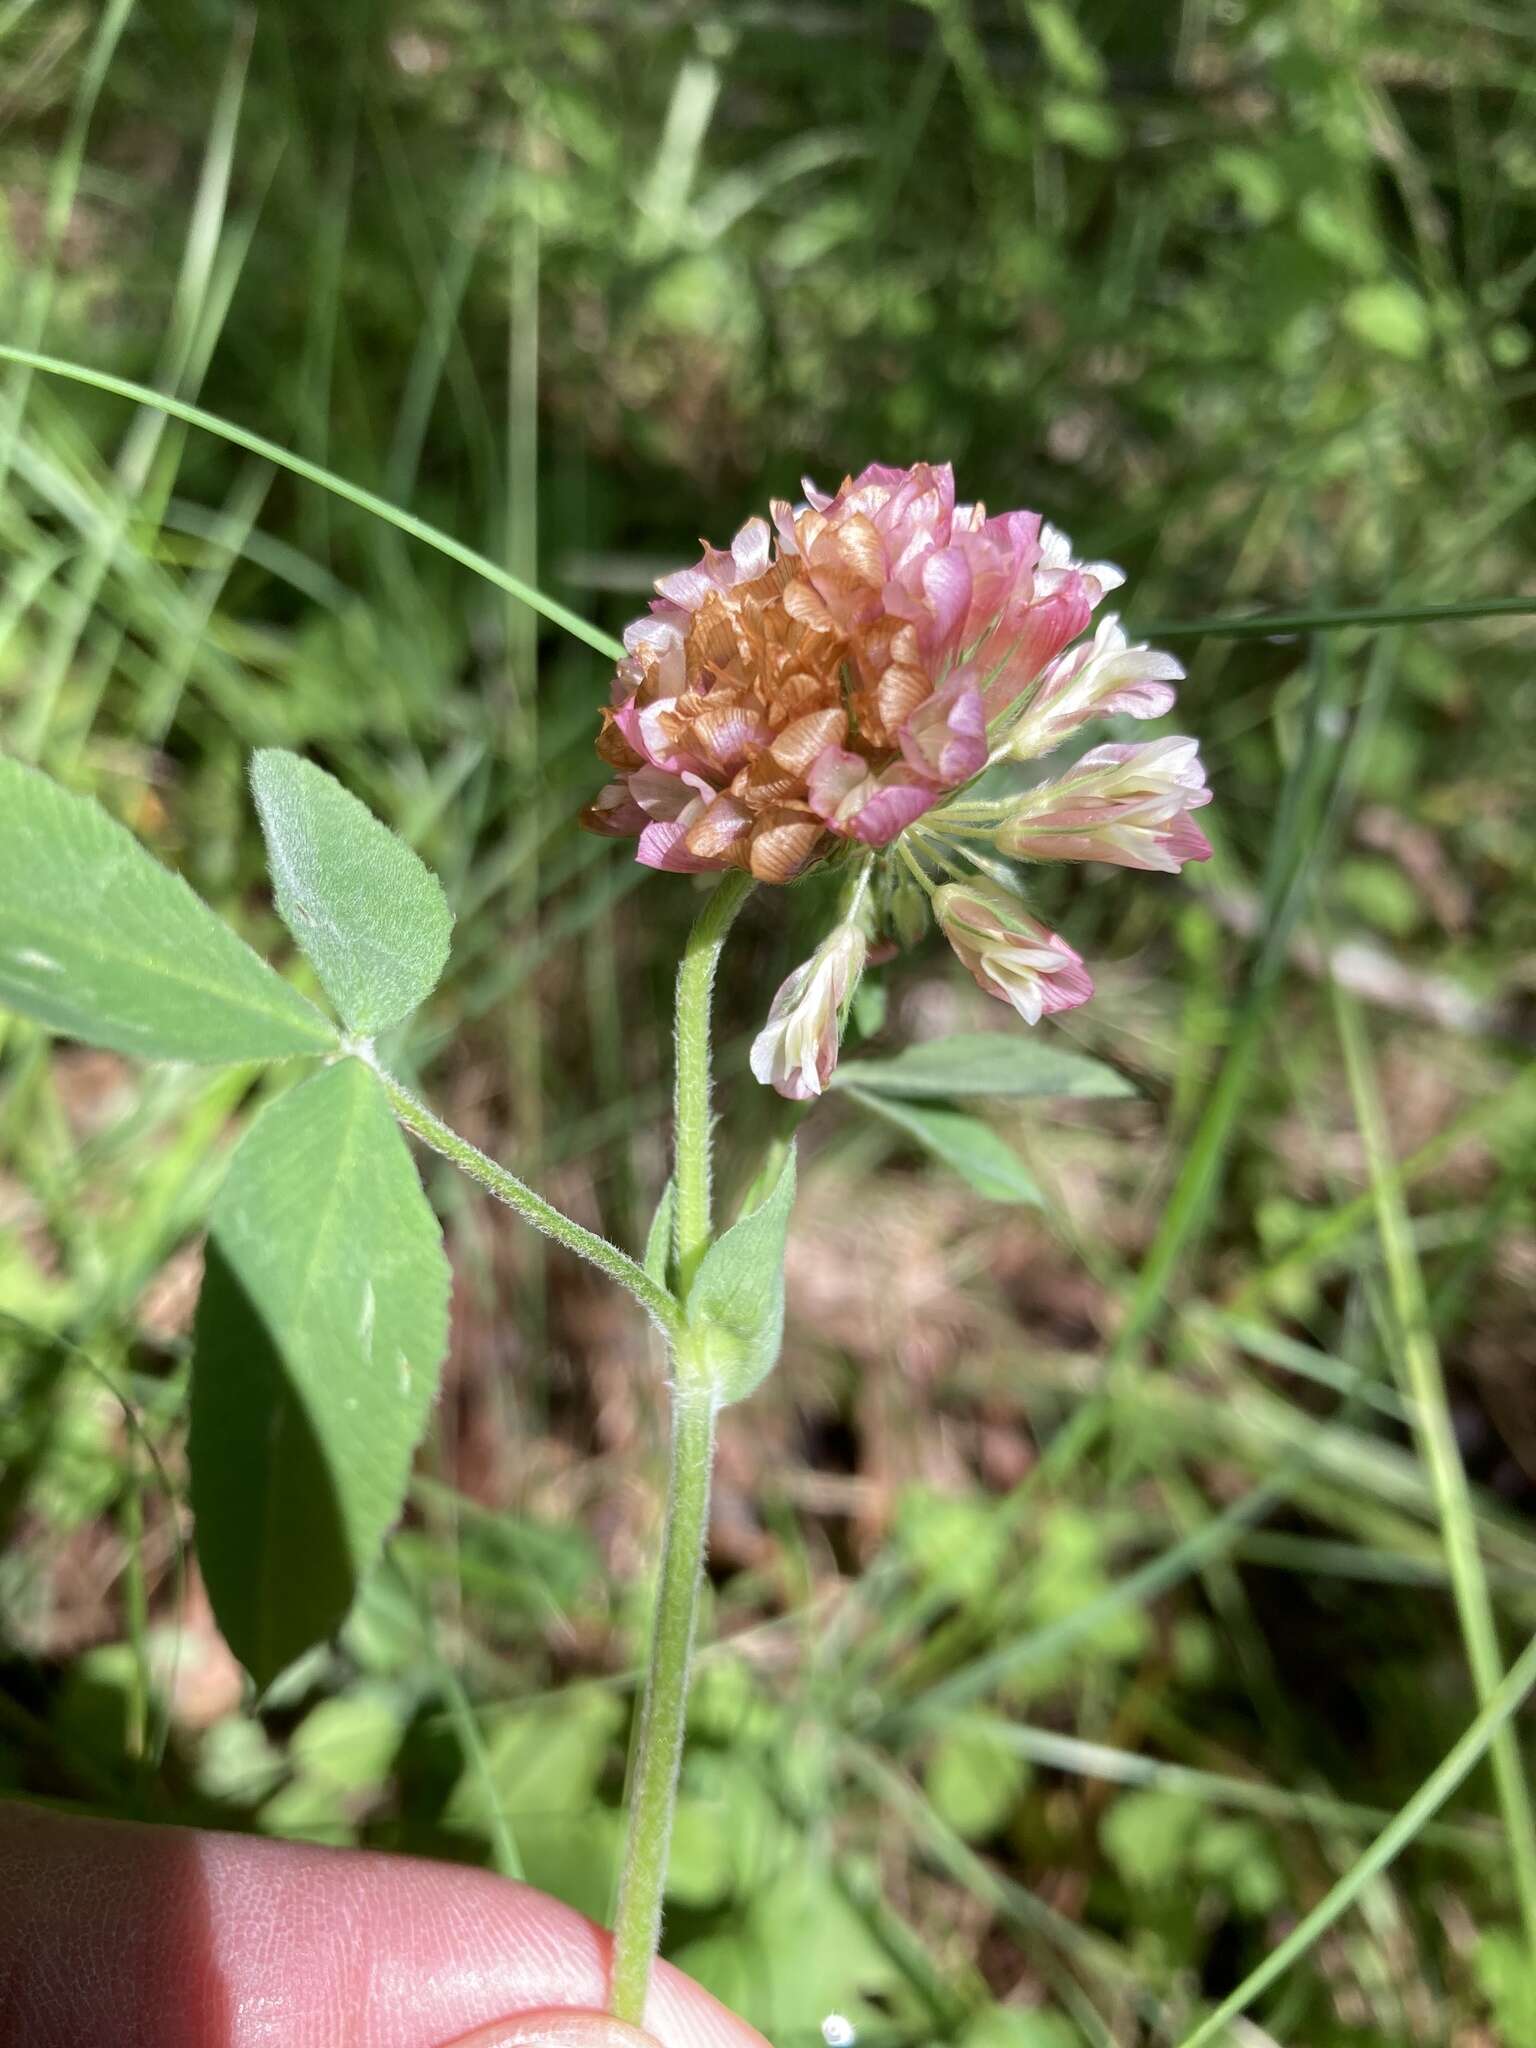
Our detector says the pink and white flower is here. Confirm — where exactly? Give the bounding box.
[584,465,1132,875]
[996,736,1214,873]
[1004,615,1184,761]
[749,920,868,1099]
[581,462,1212,1082]
[933,881,1094,1025]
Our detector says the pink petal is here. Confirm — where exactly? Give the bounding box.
[626,698,708,778]
[629,764,704,821]
[920,546,974,650]
[652,563,717,611]
[982,578,1094,717]
[731,516,772,579]
[846,769,943,845]
[855,462,920,492]
[806,748,941,844]
[805,746,872,824]
[898,671,987,786]
[880,462,957,548]
[957,509,1043,642]
[1034,950,1096,1016]
[635,819,727,873]
[1164,814,1214,866]
[581,784,649,836]
[622,614,684,660]
[1097,664,1181,722]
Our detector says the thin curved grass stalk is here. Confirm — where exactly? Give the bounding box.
[8,345,1536,651]
[0,344,624,660]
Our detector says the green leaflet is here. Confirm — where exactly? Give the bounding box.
[834,1031,1134,1102]
[190,1059,451,1686]
[0,757,334,1063]
[844,1087,1043,1206]
[251,748,453,1037]
[684,1144,796,1405]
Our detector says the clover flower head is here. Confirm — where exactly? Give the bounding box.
[581,462,1212,1089]
[582,463,1112,878]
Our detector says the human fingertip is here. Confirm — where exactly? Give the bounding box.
[443,2008,665,2048]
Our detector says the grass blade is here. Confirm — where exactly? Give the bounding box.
[1175,1626,1536,2047]
[0,0,136,494]
[1336,986,1536,1957]
[0,344,625,661]
[1145,595,1536,638]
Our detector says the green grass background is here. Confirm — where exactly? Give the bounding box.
[3,1,1536,2041]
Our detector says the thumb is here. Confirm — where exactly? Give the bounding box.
[0,1801,767,2048]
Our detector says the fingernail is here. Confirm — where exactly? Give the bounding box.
[444,2008,664,2048]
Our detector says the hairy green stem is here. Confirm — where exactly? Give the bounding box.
[607,870,753,2019]
[369,1060,679,1336]
[672,870,754,1295]
[608,1368,717,2023]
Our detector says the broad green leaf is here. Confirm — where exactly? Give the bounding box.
[251,748,453,1036]
[445,1690,623,1831]
[266,1684,408,1841]
[667,1798,736,1909]
[443,1690,625,1924]
[672,1857,902,2042]
[290,1685,406,1788]
[959,2010,1084,2048]
[1341,278,1432,361]
[643,1176,676,1290]
[190,1058,450,1686]
[1100,1788,1201,1890]
[834,1032,1133,1102]
[514,1811,623,1927]
[0,757,335,1062]
[685,1143,795,1405]
[925,1721,1030,1840]
[845,1086,1043,1206]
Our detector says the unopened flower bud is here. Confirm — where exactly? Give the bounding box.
[888,872,931,950]
[933,881,1092,1025]
[749,920,868,1099]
